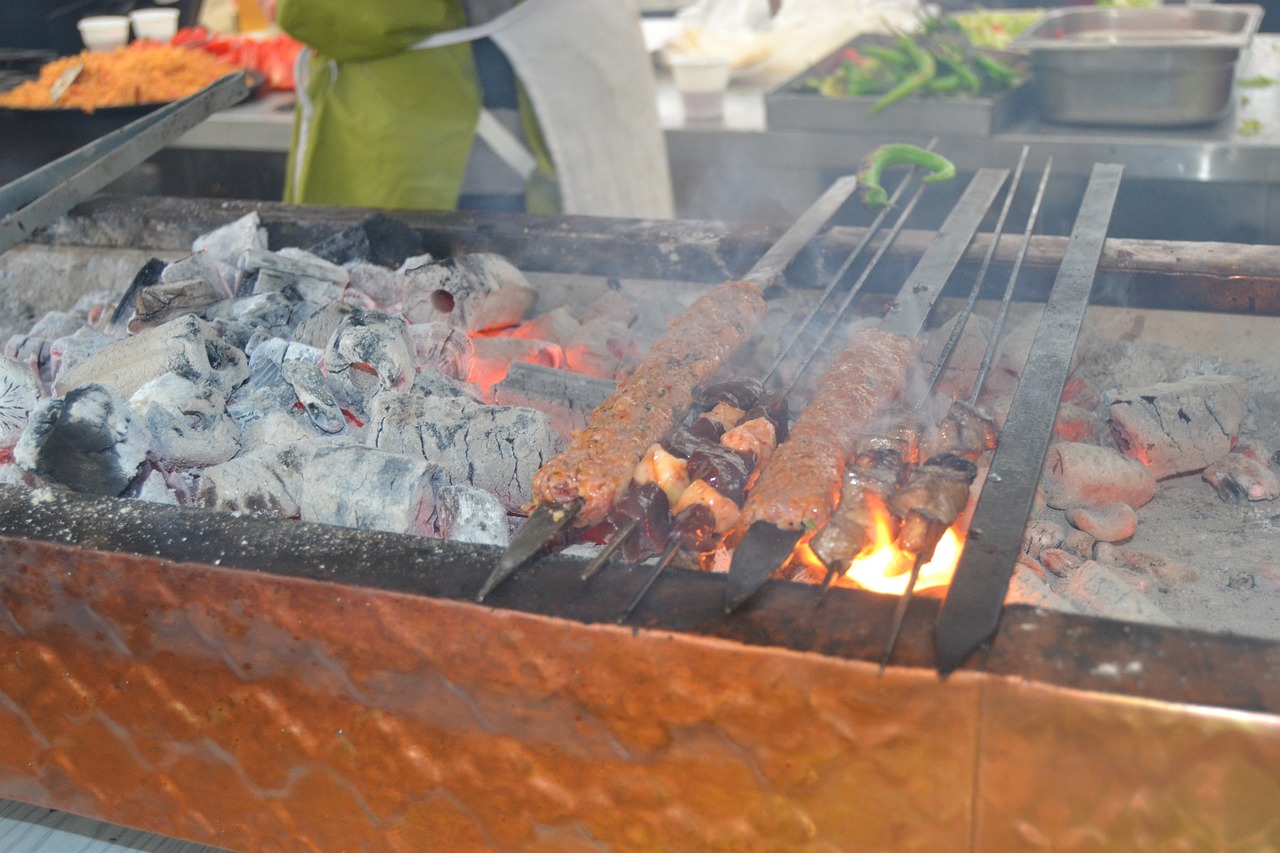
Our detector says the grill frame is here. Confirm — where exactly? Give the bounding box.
[2,194,1280,848]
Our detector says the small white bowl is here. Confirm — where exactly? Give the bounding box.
[77,15,131,52]
[129,8,181,42]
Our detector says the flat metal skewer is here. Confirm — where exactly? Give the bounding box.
[477,497,582,601]
[482,175,861,601]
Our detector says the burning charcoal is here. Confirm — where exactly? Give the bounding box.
[1066,501,1137,543]
[308,213,424,269]
[368,387,563,513]
[0,355,42,449]
[242,247,349,304]
[245,336,323,389]
[131,374,241,468]
[564,319,640,380]
[54,314,249,400]
[362,214,425,268]
[1062,528,1097,558]
[510,306,580,347]
[1109,375,1249,479]
[1021,519,1065,562]
[436,483,509,547]
[1094,543,1201,587]
[412,366,483,402]
[1058,560,1179,627]
[225,380,304,433]
[1061,377,1101,411]
[347,263,407,310]
[7,310,86,386]
[1053,403,1103,444]
[1040,442,1157,511]
[194,411,319,518]
[14,383,152,496]
[471,336,562,394]
[324,307,415,414]
[300,445,440,535]
[307,222,371,266]
[921,312,995,401]
[292,300,355,350]
[1203,453,1280,503]
[407,322,474,382]
[131,279,222,329]
[49,327,116,391]
[1040,547,1084,578]
[282,360,345,435]
[1007,562,1080,611]
[107,258,167,330]
[136,469,178,505]
[402,253,536,332]
[205,292,295,338]
[192,211,268,287]
[162,250,229,297]
[580,290,638,327]
[492,361,616,442]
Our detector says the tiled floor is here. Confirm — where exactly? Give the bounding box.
[0,800,225,853]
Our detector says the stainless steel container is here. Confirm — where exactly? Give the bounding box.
[1013,4,1263,127]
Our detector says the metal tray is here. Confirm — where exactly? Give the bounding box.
[764,37,1031,138]
[1012,4,1264,127]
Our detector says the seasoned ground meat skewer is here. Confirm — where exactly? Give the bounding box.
[736,327,922,534]
[725,327,921,612]
[531,279,767,528]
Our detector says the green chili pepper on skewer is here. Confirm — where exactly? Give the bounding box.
[857,143,957,209]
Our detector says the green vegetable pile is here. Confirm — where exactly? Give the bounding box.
[802,18,1025,116]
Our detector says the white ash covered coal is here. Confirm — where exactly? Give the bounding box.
[0,212,673,544]
[1006,321,1280,642]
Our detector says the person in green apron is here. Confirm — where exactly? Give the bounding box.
[277,0,674,219]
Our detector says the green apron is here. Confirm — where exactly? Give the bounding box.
[278,0,555,211]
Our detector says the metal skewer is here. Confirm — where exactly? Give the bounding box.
[969,156,1054,408]
[580,518,637,581]
[726,168,1011,615]
[618,539,682,623]
[912,146,1031,410]
[481,175,861,601]
[587,162,934,589]
[879,520,947,670]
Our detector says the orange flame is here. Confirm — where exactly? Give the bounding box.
[793,494,965,595]
[846,525,964,596]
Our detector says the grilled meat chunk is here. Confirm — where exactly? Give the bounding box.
[809,448,908,573]
[889,452,978,554]
[531,279,766,526]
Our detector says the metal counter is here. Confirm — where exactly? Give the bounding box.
[167,37,1280,240]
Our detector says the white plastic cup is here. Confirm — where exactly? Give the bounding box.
[77,15,131,51]
[129,8,181,42]
[668,54,732,122]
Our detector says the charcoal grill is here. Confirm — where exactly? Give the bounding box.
[2,188,1280,849]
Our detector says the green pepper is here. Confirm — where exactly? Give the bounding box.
[972,51,1021,89]
[857,143,957,209]
[868,36,936,116]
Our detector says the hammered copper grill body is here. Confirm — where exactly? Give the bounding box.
[2,197,1280,850]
